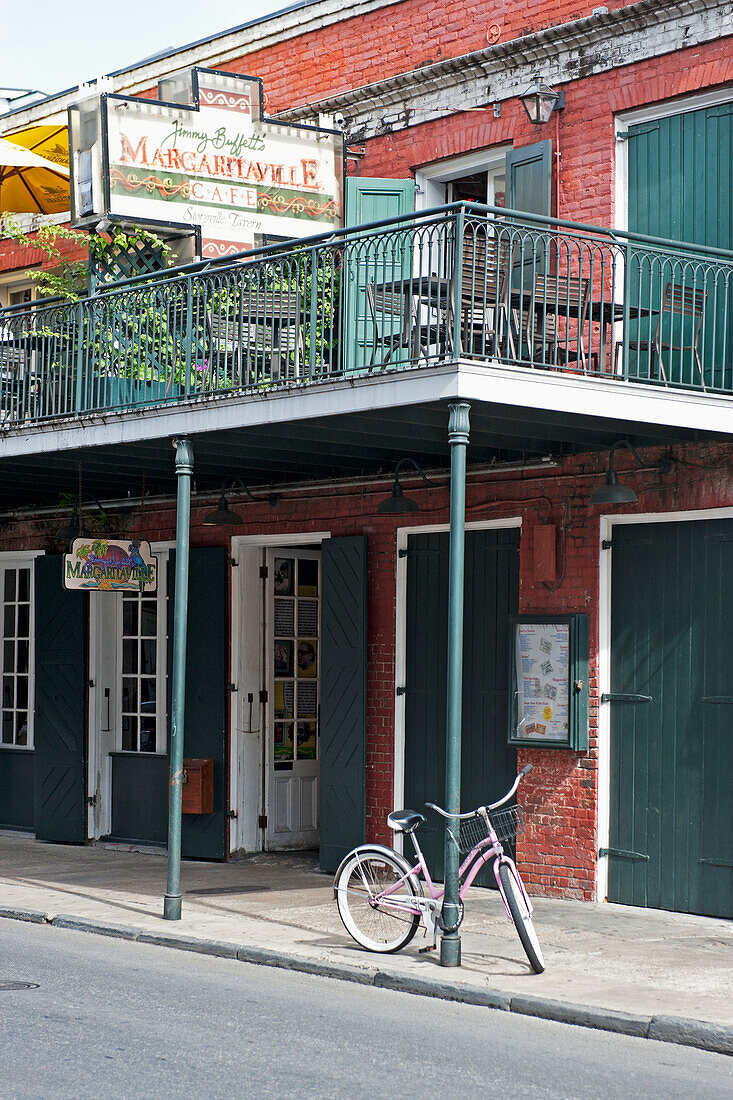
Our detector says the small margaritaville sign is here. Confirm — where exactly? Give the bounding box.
[64,538,157,592]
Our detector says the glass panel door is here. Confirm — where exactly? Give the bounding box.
[266,549,320,850]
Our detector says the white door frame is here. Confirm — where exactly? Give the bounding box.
[393,516,522,820]
[86,542,172,840]
[596,504,733,902]
[415,146,511,211]
[229,531,330,853]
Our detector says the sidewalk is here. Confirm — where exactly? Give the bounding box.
[0,833,730,1055]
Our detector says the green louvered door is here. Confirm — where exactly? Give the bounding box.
[608,519,733,918]
[319,536,367,872]
[343,177,415,372]
[403,528,519,885]
[627,103,733,388]
[34,555,87,843]
[168,547,228,860]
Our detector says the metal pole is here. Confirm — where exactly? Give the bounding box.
[440,401,470,967]
[164,436,193,921]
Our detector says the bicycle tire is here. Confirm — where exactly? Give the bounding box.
[498,860,545,974]
[335,847,421,953]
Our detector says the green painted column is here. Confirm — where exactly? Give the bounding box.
[164,436,193,921]
[440,400,470,967]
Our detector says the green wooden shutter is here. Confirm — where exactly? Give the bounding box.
[319,535,368,872]
[506,140,552,216]
[168,547,229,860]
[609,519,733,919]
[34,555,87,843]
[343,177,415,373]
[627,104,733,388]
[403,529,519,884]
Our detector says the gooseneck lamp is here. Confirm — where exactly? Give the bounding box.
[376,458,440,514]
[590,441,645,505]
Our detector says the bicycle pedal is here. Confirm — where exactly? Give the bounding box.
[418,944,436,954]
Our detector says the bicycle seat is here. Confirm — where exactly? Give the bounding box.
[387,809,426,834]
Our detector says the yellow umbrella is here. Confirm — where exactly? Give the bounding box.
[5,124,69,170]
[0,137,70,214]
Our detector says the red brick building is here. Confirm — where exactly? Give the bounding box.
[0,0,731,921]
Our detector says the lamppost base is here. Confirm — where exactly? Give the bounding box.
[439,934,461,967]
[163,893,182,921]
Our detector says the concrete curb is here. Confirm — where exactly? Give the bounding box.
[1,908,730,1056]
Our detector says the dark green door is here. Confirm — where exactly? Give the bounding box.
[343,177,415,372]
[403,528,519,884]
[608,519,733,918]
[626,103,733,388]
[34,555,87,843]
[319,536,368,872]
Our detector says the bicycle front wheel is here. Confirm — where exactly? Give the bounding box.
[335,848,421,953]
[498,861,545,973]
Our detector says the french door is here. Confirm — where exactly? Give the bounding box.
[265,548,321,850]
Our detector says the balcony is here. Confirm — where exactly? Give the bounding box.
[1,204,731,444]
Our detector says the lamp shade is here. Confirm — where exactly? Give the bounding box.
[519,81,562,125]
[376,481,419,514]
[202,493,244,526]
[590,471,638,505]
[56,507,81,541]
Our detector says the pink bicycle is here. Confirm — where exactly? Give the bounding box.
[334,764,544,973]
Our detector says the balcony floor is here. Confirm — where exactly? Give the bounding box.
[0,359,730,511]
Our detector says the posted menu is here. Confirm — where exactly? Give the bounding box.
[514,622,570,742]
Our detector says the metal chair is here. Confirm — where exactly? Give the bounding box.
[520,273,593,371]
[615,282,708,389]
[450,231,514,358]
[208,284,303,386]
[365,282,429,366]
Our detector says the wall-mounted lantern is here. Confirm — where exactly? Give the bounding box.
[518,80,565,125]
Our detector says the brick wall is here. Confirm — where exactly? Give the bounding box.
[3,438,732,896]
[357,37,733,229]
[215,0,635,115]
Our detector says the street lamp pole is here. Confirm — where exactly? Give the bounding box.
[164,436,193,921]
[440,401,470,967]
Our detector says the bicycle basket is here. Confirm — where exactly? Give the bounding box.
[457,805,524,854]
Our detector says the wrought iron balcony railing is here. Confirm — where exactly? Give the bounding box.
[1,202,731,427]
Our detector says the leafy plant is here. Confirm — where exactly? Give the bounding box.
[1,218,173,302]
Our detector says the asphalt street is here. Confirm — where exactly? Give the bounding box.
[0,921,730,1099]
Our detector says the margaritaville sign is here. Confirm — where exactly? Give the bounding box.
[64,538,157,592]
[69,67,344,258]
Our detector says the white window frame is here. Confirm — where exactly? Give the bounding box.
[415,146,511,211]
[116,553,168,755]
[0,274,40,310]
[0,551,43,750]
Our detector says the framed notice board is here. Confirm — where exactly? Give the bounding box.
[508,614,589,750]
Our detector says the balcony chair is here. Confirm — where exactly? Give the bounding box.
[207,284,303,387]
[449,231,515,359]
[517,273,594,371]
[614,282,708,389]
[365,282,430,367]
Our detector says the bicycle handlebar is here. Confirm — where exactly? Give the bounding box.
[425,764,533,819]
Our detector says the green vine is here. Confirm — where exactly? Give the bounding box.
[1,218,173,301]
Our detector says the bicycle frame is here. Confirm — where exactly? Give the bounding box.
[361,814,534,933]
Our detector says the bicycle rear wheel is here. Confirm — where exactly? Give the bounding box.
[498,860,544,973]
[335,848,421,953]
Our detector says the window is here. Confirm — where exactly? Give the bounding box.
[119,580,166,753]
[1,565,33,748]
[0,279,38,310]
[415,147,510,212]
